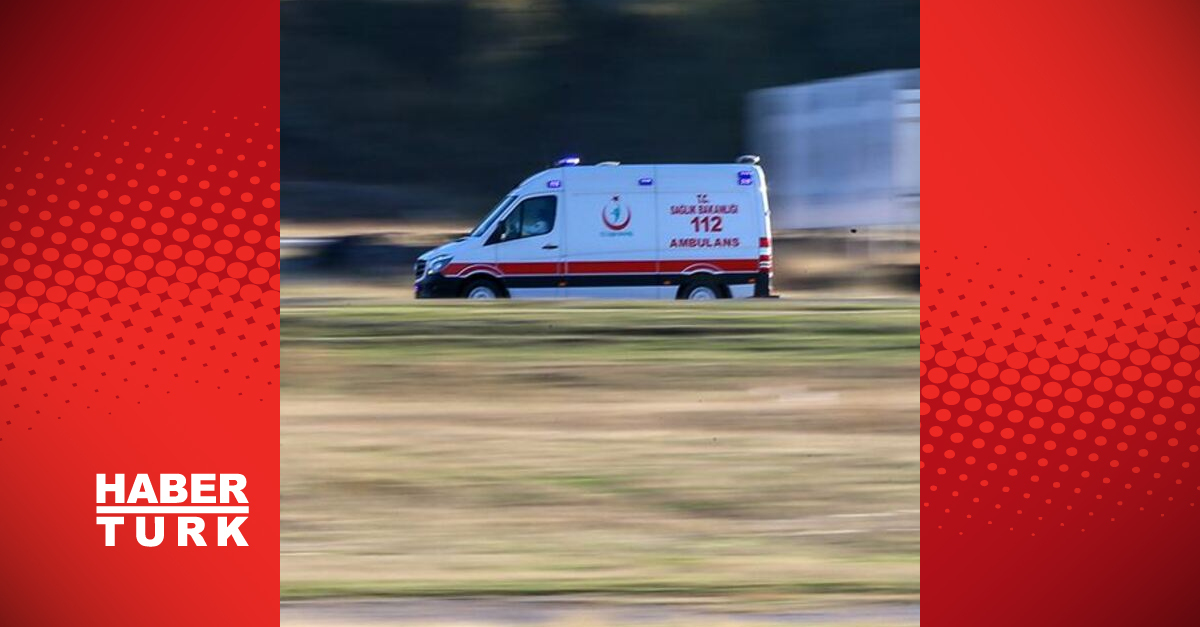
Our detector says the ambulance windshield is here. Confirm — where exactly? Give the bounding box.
[470,195,517,237]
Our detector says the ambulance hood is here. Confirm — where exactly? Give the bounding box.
[417,238,467,262]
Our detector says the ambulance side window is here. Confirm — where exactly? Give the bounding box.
[500,208,523,241]
[520,196,556,237]
[488,196,557,244]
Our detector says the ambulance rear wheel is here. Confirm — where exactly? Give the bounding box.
[463,278,506,300]
[678,278,725,300]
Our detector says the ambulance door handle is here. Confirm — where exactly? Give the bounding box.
[542,244,559,250]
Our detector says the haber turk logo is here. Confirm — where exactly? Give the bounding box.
[601,195,632,231]
[95,474,250,547]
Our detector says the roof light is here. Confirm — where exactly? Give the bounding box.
[554,156,581,167]
[736,154,761,165]
[596,161,621,166]
[738,171,754,185]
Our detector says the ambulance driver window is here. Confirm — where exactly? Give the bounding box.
[500,209,523,241]
[490,196,556,244]
[520,196,556,237]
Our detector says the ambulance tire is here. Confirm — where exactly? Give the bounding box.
[677,276,727,300]
[462,277,508,299]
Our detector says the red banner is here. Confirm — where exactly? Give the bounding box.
[924,1,1200,624]
[0,2,279,625]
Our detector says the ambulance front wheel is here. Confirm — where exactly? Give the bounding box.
[463,277,507,299]
[678,277,726,300]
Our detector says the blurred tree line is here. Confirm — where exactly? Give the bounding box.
[282,0,918,214]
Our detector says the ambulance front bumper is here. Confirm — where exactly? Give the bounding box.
[414,273,463,299]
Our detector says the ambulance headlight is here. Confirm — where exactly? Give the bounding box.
[426,255,453,275]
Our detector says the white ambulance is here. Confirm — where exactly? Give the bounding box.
[414,157,775,299]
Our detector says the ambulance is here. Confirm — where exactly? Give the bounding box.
[414,157,775,299]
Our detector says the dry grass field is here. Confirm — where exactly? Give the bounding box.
[280,300,918,625]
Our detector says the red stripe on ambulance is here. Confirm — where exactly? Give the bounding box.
[446,259,759,277]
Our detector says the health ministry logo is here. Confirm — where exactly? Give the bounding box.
[601,195,632,231]
[95,474,250,547]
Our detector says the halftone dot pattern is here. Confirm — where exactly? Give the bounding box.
[922,222,1200,534]
[0,109,280,444]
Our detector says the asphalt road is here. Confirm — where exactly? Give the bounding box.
[280,598,920,626]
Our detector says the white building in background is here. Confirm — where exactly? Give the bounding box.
[746,69,919,230]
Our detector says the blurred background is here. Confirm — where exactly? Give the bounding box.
[281,1,919,625]
[281,0,919,292]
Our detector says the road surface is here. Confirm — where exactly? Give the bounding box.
[280,598,920,626]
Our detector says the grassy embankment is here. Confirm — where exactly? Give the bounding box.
[280,300,918,610]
